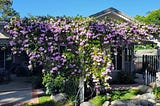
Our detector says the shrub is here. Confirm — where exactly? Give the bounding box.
[89,95,107,106]
[153,86,160,99]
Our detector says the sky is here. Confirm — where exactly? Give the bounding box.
[12,0,160,18]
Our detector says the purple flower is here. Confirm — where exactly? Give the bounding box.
[71,72,75,75]
[105,76,112,81]
[48,42,52,46]
[78,69,82,73]
[52,67,58,71]
[20,47,24,51]
[9,41,16,46]
[23,39,28,44]
[42,69,46,73]
[34,37,37,40]
[80,40,85,46]
[55,55,61,60]
[18,40,22,44]
[68,42,74,44]
[54,35,59,41]
[20,30,28,35]
[38,47,44,51]
[41,34,45,37]
[86,73,90,77]
[28,65,32,70]
[93,79,99,83]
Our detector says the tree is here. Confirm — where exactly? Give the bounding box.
[0,0,19,21]
[134,8,160,25]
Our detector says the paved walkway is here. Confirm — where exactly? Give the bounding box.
[0,74,39,106]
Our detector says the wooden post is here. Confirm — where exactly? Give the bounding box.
[79,77,84,103]
[145,69,148,85]
[115,49,117,71]
[79,49,85,103]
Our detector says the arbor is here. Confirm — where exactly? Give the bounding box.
[134,8,160,25]
[5,16,160,99]
[0,0,19,21]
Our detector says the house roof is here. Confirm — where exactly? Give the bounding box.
[0,21,9,39]
[0,32,9,39]
[90,7,159,44]
[0,32,9,45]
[90,7,136,23]
[0,21,9,45]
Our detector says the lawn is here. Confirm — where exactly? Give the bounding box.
[89,89,139,106]
[24,96,63,106]
[25,89,139,106]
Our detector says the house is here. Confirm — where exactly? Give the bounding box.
[0,21,9,72]
[0,22,11,81]
[90,7,136,72]
[0,22,28,78]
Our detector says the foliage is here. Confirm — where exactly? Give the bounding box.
[134,44,157,50]
[89,89,139,105]
[5,16,160,96]
[42,73,64,95]
[89,95,107,106]
[110,89,138,101]
[153,86,160,99]
[0,0,19,21]
[135,8,160,25]
[64,97,74,106]
[24,95,63,106]
[64,78,79,97]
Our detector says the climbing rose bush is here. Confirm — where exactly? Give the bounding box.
[5,16,160,95]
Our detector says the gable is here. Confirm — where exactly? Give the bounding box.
[0,21,9,45]
[90,7,136,23]
[0,21,9,39]
[0,32,9,39]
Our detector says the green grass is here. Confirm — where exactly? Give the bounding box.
[25,89,139,106]
[110,89,138,101]
[89,95,107,106]
[25,95,63,106]
[153,87,160,99]
[89,89,139,106]
[134,44,157,50]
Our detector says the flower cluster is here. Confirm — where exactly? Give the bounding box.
[5,16,160,94]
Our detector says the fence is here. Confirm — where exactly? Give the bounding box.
[134,56,143,72]
[142,55,159,85]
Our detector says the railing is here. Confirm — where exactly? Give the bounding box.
[143,55,159,85]
[134,56,143,72]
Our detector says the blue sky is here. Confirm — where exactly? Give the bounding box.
[12,0,160,18]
